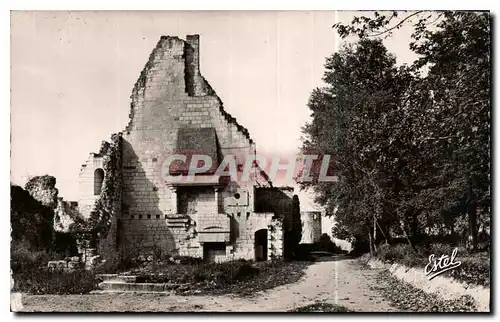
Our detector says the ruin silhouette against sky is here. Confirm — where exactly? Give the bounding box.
[11,11,418,201]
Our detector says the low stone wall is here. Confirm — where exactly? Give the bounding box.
[364,257,490,312]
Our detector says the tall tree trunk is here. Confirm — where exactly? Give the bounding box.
[467,191,478,251]
[399,219,414,249]
[373,215,378,253]
[411,212,417,238]
[368,229,374,255]
[376,219,389,244]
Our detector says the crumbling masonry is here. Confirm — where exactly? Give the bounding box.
[75,35,321,263]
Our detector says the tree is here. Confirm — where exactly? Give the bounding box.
[305,11,490,251]
[301,38,411,250]
[410,12,490,250]
[11,184,54,250]
[284,195,302,259]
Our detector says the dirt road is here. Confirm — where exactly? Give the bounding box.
[15,258,398,312]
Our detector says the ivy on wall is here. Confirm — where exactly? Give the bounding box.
[84,133,123,247]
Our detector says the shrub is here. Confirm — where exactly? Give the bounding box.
[316,234,343,253]
[11,241,55,274]
[448,253,490,287]
[12,268,96,295]
[11,184,54,250]
[11,241,96,295]
[52,232,79,257]
[376,243,424,267]
[283,195,302,260]
[176,256,204,265]
[375,243,490,287]
[192,260,260,285]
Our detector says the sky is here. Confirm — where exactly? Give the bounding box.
[10,11,420,201]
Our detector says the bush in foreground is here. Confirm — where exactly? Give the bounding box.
[12,268,96,295]
[376,270,477,312]
[129,259,312,296]
[11,241,96,295]
[374,243,490,287]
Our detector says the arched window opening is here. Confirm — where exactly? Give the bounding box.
[94,168,105,195]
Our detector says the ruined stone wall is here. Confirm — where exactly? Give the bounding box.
[74,134,124,264]
[120,214,200,259]
[74,35,286,261]
[25,175,58,208]
[178,186,216,214]
[119,35,258,257]
[54,198,84,232]
[96,133,123,262]
[229,212,283,260]
[77,152,105,219]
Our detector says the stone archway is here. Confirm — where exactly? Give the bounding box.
[94,168,104,195]
[254,229,268,261]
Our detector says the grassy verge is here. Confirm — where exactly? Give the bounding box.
[121,259,313,296]
[12,269,96,295]
[13,239,312,296]
[375,243,490,287]
[289,302,351,312]
[11,243,96,295]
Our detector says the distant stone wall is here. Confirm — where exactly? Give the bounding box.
[54,198,83,232]
[77,152,105,219]
[300,211,322,244]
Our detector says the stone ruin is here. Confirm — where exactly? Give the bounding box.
[55,35,322,267]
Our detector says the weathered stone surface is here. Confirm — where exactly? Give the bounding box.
[300,211,322,244]
[85,255,103,270]
[74,35,321,263]
[67,261,81,270]
[47,260,67,270]
[96,274,137,283]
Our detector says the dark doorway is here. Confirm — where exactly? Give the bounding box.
[254,229,268,261]
[203,242,226,262]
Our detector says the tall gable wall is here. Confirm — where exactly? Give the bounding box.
[119,35,258,257]
[77,35,282,261]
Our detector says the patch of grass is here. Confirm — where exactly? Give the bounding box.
[375,270,477,312]
[376,243,426,267]
[12,268,96,295]
[11,241,96,295]
[128,259,313,296]
[290,302,351,312]
[375,243,490,287]
[448,254,490,287]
